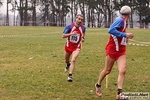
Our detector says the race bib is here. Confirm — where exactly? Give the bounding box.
[70,34,80,43]
[121,37,127,45]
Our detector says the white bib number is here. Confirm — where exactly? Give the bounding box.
[70,34,80,43]
[121,37,126,45]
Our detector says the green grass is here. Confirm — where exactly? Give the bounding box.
[0,27,150,100]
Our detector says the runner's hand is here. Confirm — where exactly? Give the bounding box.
[70,31,78,35]
[126,33,134,39]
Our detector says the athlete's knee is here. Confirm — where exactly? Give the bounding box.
[119,68,126,75]
[104,69,111,75]
[71,58,76,63]
[106,70,111,75]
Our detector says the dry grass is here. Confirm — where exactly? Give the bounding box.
[0,27,150,100]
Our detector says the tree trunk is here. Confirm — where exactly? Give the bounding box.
[19,0,23,26]
[87,8,90,27]
[6,0,9,26]
[32,0,36,26]
[50,0,55,26]
[71,0,73,23]
[130,13,133,28]
[79,2,85,24]
[24,0,28,26]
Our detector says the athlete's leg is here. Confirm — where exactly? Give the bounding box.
[64,51,71,72]
[64,51,71,64]
[116,55,126,89]
[97,55,115,85]
[95,55,115,96]
[69,50,80,74]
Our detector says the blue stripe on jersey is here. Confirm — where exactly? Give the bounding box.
[108,17,126,37]
[63,23,86,34]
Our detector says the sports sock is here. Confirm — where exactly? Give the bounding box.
[68,74,72,77]
[96,83,101,88]
[117,88,122,94]
[67,63,70,67]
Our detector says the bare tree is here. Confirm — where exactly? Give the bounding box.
[69,0,78,23]
[18,0,24,26]
[49,0,55,26]
[0,0,2,7]
[78,0,86,24]
[24,0,28,26]
[10,0,17,26]
[32,0,36,26]
[6,0,11,26]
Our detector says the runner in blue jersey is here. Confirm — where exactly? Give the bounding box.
[95,5,134,100]
[62,14,86,82]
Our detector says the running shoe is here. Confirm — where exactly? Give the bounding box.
[95,83,102,97]
[116,93,128,100]
[67,76,73,82]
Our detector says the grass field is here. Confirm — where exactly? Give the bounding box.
[0,26,150,100]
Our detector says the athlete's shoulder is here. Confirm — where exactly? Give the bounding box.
[82,25,86,29]
[65,24,72,30]
[114,17,123,23]
[81,24,86,32]
[110,17,124,27]
[63,24,72,34]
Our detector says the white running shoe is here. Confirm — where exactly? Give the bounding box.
[67,76,72,82]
